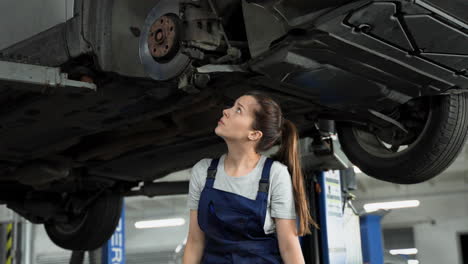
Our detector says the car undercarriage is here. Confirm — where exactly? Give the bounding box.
[0,0,467,250]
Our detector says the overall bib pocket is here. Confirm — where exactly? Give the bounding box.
[208,201,250,241]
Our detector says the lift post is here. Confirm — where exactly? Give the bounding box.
[360,214,384,264]
[101,200,126,264]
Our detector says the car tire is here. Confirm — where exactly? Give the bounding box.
[44,192,123,250]
[337,93,468,184]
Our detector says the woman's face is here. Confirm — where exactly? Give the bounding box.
[215,95,261,142]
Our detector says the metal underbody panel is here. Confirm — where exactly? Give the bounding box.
[0,0,466,186]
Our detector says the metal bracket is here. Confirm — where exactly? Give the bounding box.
[368,109,408,133]
[440,88,468,95]
[0,60,96,93]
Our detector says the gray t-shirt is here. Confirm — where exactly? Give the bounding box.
[187,153,297,234]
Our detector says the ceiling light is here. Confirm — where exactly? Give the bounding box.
[353,166,362,174]
[408,260,419,264]
[364,200,420,212]
[389,248,418,255]
[135,218,185,229]
[175,244,183,253]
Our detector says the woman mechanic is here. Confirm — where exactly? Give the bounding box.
[183,90,318,263]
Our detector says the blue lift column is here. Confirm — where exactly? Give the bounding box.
[360,214,384,264]
[102,200,126,264]
[317,170,347,264]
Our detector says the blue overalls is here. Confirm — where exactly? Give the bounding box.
[197,156,283,263]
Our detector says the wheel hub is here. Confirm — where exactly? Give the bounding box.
[147,14,180,62]
[139,0,190,81]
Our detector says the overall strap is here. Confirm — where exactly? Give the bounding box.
[205,158,220,188]
[258,157,273,194]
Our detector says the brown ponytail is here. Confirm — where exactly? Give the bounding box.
[273,118,319,236]
[243,90,319,236]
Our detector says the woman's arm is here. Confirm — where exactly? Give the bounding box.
[183,210,205,264]
[275,218,305,264]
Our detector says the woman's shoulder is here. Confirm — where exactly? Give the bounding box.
[189,158,213,186]
[269,157,288,170]
[271,159,287,169]
[192,155,223,174]
[192,157,213,172]
[269,158,290,179]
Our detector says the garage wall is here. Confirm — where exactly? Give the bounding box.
[378,191,468,227]
[0,205,13,223]
[354,174,468,264]
[415,218,468,264]
[378,192,468,264]
[125,195,189,253]
[0,0,74,50]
